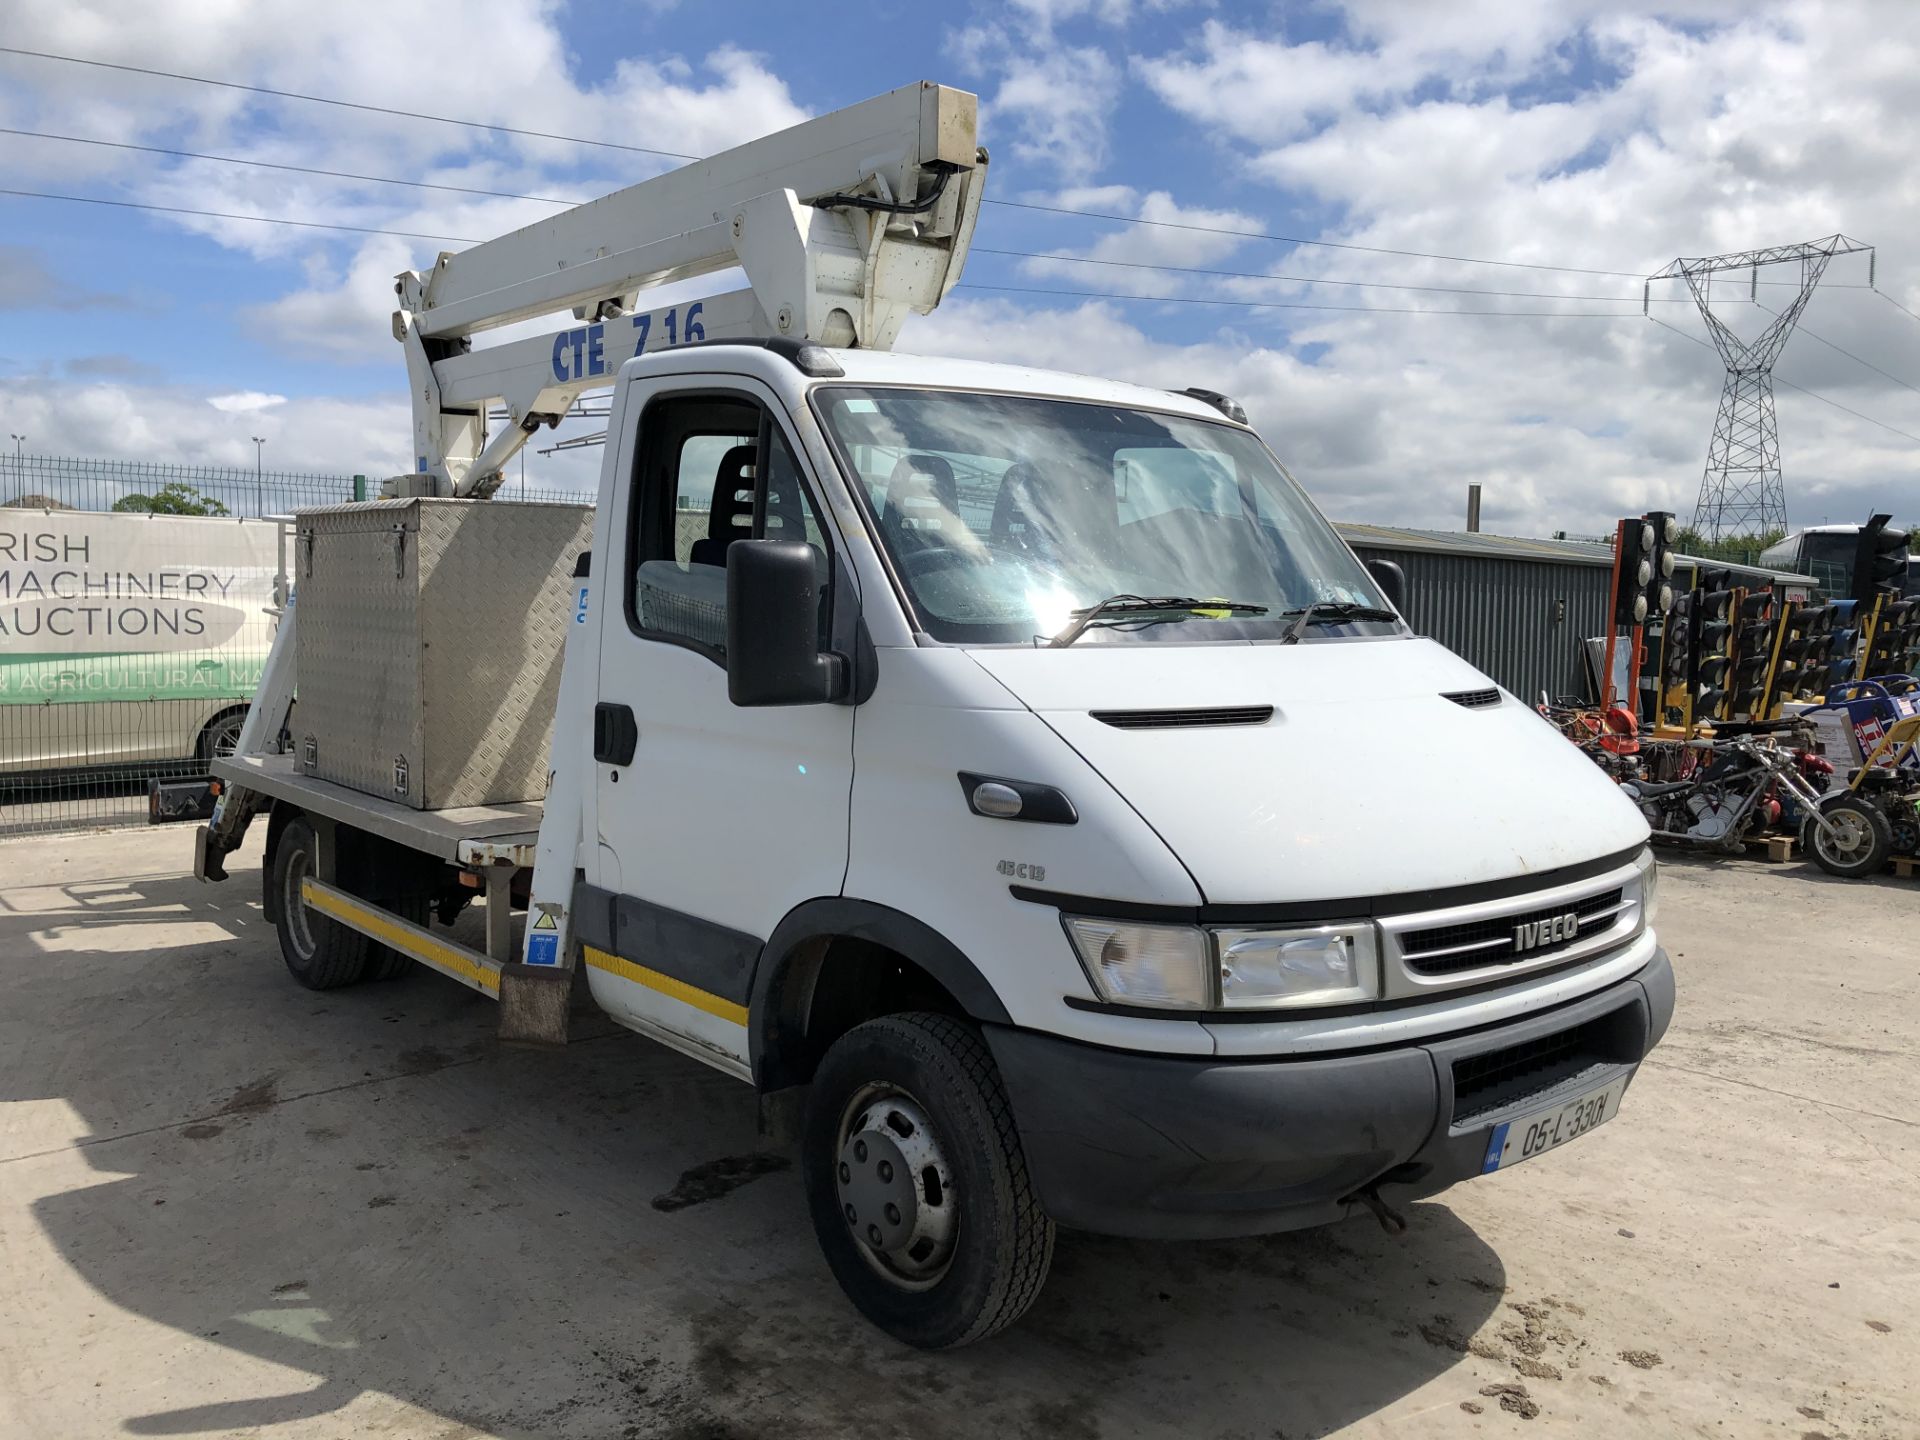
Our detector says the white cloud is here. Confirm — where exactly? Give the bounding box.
[4,0,1918,542]
[207,391,288,414]
[977,41,1122,172]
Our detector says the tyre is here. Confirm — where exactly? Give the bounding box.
[197,707,249,763]
[364,893,430,981]
[269,817,370,989]
[1803,795,1893,879]
[1884,796,1920,858]
[802,1012,1054,1350]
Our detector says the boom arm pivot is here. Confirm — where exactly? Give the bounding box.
[391,81,983,497]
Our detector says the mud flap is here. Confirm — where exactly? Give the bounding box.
[498,963,573,1046]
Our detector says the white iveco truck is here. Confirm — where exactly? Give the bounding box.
[200,82,1670,1348]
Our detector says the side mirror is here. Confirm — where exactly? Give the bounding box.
[1365,557,1406,612]
[726,540,847,706]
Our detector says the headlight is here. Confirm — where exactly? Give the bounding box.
[1214,924,1380,1009]
[1063,916,1381,1010]
[1636,849,1660,927]
[1063,918,1211,1010]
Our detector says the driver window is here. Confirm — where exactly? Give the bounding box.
[629,395,830,658]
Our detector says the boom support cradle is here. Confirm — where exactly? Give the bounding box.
[392,81,983,497]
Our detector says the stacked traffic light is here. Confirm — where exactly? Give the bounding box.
[1659,589,1693,726]
[1786,602,1838,702]
[1866,593,1920,675]
[1613,511,1679,626]
[1849,514,1910,606]
[1690,571,1735,721]
[1728,589,1774,717]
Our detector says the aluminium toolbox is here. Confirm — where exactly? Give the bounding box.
[294,498,593,809]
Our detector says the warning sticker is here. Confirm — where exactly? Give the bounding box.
[526,931,560,966]
[532,910,558,930]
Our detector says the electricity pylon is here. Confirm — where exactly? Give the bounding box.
[1648,235,1873,540]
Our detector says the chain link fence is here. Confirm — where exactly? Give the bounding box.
[1,454,588,837]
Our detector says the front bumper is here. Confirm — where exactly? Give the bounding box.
[985,948,1673,1240]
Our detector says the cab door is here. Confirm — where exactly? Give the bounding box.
[586,377,853,1069]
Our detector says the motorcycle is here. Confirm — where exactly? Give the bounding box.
[1537,693,1644,782]
[1621,733,1891,878]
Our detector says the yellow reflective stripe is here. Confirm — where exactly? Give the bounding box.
[302,880,500,994]
[582,945,748,1026]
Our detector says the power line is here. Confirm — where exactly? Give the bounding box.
[3,125,1664,303]
[1753,300,1920,398]
[0,46,699,161]
[0,43,1666,283]
[0,127,587,206]
[982,197,1646,279]
[1876,288,1920,325]
[974,245,1685,304]
[0,186,1645,319]
[958,282,1638,318]
[1649,314,1920,445]
[0,187,482,243]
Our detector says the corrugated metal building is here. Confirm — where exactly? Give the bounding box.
[1336,524,1612,703]
[1334,523,1819,703]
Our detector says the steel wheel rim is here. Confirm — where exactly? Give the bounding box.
[1817,810,1871,861]
[833,1082,958,1292]
[211,718,244,758]
[285,846,316,958]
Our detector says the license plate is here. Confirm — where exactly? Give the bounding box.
[1479,1073,1630,1173]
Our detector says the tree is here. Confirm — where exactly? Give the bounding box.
[112,482,231,516]
[1672,526,1785,565]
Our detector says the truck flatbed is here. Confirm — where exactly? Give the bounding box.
[213,753,542,867]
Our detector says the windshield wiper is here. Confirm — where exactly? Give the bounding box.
[1047,594,1268,649]
[1279,601,1400,644]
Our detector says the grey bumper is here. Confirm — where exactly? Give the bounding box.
[986,948,1674,1240]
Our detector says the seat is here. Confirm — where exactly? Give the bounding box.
[989,462,1044,554]
[689,445,758,569]
[880,453,961,556]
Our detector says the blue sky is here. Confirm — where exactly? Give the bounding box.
[3,0,1917,534]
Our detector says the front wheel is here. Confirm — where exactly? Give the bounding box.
[802,1013,1054,1349]
[1804,795,1893,879]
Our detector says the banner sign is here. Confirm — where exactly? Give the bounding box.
[0,511,279,705]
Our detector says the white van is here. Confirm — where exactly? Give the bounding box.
[0,511,272,778]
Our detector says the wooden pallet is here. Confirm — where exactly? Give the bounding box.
[1741,831,1798,863]
[1894,856,1919,881]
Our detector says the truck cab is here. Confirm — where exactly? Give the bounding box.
[561,337,1670,1344]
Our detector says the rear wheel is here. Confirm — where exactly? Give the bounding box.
[363,893,430,980]
[270,816,369,989]
[802,1013,1054,1350]
[1804,795,1893,879]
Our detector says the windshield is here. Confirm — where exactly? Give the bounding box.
[814,386,1394,645]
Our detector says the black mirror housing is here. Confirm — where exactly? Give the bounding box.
[1366,557,1406,612]
[726,540,847,706]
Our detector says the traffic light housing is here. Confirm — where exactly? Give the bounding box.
[1729,589,1774,716]
[1790,602,1837,702]
[1850,513,1910,606]
[1865,594,1920,676]
[1691,570,1735,721]
[1612,510,1679,627]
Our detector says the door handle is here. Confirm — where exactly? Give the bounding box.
[593,702,638,766]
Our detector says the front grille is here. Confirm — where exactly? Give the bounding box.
[1090,705,1274,730]
[1402,887,1625,975]
[1442,688,1502,709]
[1452,1013,1619,1124]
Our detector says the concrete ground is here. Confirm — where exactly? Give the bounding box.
[0,828,1913,1440]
